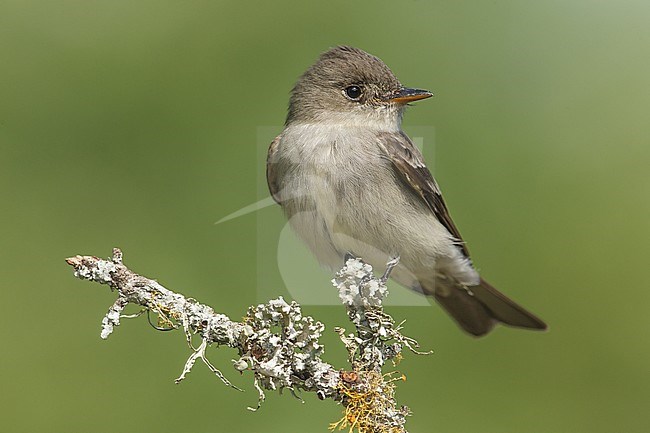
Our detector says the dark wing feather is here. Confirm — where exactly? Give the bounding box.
[266,135,282,204]
[377,131,470,258]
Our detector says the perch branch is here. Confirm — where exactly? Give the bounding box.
[65,248,429,433]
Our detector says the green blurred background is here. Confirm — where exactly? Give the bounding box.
[1,1,649,432]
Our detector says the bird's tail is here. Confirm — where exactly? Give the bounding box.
[431,278,547,337]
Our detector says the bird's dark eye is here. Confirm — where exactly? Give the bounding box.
[344,85,362,100]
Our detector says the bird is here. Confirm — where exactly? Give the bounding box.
[266,46,547,336]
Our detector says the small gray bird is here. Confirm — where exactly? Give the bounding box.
[267,46,546,336]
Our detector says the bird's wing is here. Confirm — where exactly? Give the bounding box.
[377,131,470,258]
[266,135,282,204]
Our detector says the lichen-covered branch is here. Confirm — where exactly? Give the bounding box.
[65,248,429,433]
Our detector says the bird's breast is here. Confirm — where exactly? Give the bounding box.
[274,123,473,287]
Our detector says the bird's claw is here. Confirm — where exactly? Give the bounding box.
[344,252,358,264]
[381,255,400,283]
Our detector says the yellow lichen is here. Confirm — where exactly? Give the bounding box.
[329,370,407,433]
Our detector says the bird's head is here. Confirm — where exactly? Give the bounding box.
[286,46,432,130]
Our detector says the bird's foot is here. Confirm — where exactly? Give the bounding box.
[381,255,400,284]
[343,252,358,264]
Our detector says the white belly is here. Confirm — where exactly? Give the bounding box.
[276,124,479,290]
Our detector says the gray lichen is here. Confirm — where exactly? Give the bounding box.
[66,248,429,433]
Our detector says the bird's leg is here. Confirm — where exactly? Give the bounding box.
[381,255,401,284]
[343,252,375,286]
[344,252,357,264]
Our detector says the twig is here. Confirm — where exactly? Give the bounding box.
[65,248,430,433]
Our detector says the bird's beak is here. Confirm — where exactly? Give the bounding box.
[384,87,433,104]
